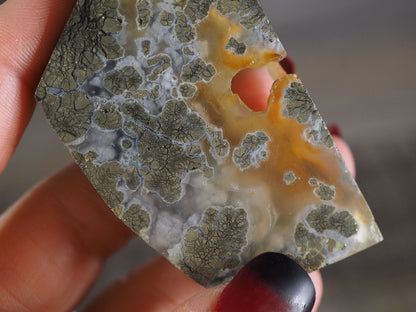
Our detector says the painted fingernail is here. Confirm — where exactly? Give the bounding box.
[280,56,296,74]
[328,124,343,138]
[214,253,315,312]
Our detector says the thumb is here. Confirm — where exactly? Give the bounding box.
[173,285,225,312]
[87,253,319,312]
[85,255,204,311]
[176,253,317,312]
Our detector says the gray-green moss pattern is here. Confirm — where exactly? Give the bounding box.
[284,81,334,148]
[36,0,123,143]
[294,204,358,271]
[207,128,230,158]
[94,101,122,130]
[179,83,197,98]
[181,58,216,83]
[137,0,151,29]
[73,151,124,210]
[284,171,297,185]
[137,129,206,203]
[42,92,93,144]
[160,10,175,26]
[225,37,247,55]
[141,40,151,56]
[159,100,206,143]
[180,206,249,285]
[121,204,150,235]
[120,99,212,203]
[105,66,143,95]
[175,11,197,43]
[285,82,319,124]
[233,131,270,170]
[184,0,214,23]
[147,54,172,81]
[123,166,141,190]
[314,183,336,201]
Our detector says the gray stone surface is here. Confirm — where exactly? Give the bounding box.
[0,0,415,310]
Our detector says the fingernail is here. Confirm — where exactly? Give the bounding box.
[328,124,343,138]
[214,253,315,312]
[280,56,296,74]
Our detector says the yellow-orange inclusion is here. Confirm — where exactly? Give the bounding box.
[184,8,374,240]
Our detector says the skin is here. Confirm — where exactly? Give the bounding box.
[0,1,358,310]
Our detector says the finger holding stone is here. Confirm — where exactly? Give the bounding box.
[86,254,323,312]
[85,256,205,312]
[0,164,133,311]
[0,0,76,173]
[333,136,356,178]
[0,0,76,82]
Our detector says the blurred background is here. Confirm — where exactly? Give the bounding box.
[0,0,415,310]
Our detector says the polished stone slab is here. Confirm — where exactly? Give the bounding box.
[36,0,382,286]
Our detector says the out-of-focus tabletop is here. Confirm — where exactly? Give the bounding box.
[0,0,415,310]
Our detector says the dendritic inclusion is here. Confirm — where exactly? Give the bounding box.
[36,0,382,286]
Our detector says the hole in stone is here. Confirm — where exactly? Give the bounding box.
[231,66,276,112]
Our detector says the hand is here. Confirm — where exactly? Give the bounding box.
[0,1,362,311]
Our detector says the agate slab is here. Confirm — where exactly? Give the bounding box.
[36,0,382,286]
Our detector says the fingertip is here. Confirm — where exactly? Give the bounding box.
[231,66,274,112]
[0,67,36,175]
[309,271,323,312]
[214,253,316,312]
[333,136,356,178]
[0,0,77,77]
[174,285,225,312]
[176,270,320,312]
[0,0,78,174]
[86,256,204,311]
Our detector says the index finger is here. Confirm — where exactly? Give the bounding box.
[0,0,76,173]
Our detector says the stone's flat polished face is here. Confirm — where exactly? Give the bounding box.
[36,0,382,286]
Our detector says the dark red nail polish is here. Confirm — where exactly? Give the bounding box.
[328,124,343,138]
[214,253,315,312]
[280,56,296,74]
